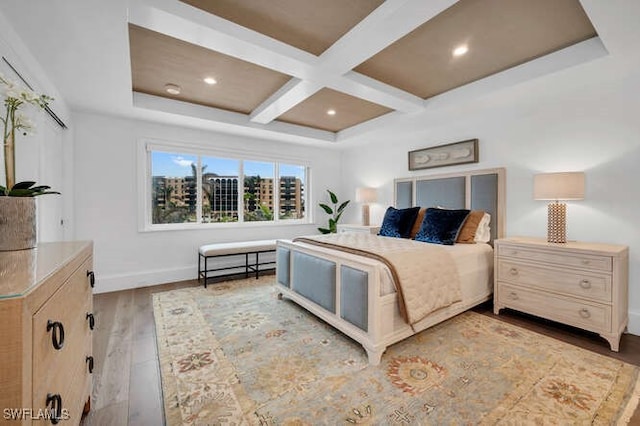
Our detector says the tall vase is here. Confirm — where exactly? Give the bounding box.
[0,197,36,251]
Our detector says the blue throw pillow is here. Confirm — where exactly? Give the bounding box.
[378,207,421,238]
[415,208,470,245]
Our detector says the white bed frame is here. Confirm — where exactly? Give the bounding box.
[276,168,505,365]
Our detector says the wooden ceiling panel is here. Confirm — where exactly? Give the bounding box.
[129,24,291,114]
[179,0,384,55]
[276,88,392,132]
[355,0,597,99]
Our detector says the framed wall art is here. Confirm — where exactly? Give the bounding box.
[408,139,478,171]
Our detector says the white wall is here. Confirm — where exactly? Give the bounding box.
[340,52,640,335]
[72,112,342,293]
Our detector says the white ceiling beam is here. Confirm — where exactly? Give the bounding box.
[133,92,336,144]
[250,79,324,124]
[129,0,426,122]
[128,0,319,77]
[319,0,458,74]
[249,0,459,124]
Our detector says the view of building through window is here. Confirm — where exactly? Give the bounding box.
[150,150,306,225]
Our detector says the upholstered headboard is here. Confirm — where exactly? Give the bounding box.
[394,168,506,244]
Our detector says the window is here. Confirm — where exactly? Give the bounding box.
[146,145,308,229]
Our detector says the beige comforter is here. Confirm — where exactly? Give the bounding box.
[293,233,462,327]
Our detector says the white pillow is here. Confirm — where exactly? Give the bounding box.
[474,213,491,243]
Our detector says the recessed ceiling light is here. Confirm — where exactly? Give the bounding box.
[165,83,181,95]
[204,77,217,85]
[452,45,468,57]
[327,109,336,116]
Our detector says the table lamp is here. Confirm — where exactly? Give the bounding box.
[533,172,585,243]
[356,187,377,226]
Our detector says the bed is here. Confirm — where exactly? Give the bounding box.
[275,168,505,365]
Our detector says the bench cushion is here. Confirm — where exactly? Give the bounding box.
[199,239,277,257]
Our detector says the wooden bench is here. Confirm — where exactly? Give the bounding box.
[198,240,277,287]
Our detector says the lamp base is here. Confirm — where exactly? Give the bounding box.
[547,202,567,243]
[362,204,370,226]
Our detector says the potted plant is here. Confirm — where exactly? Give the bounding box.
[317,189,350,234]
[0,73,58,251]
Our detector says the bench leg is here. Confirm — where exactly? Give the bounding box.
[198,253,201,283]
[245,253,249,279]
[204,256,208,288]
[256,252,260,279]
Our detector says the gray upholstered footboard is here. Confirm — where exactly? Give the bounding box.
[276,245,369,332]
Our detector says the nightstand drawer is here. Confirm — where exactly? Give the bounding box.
[498,245,612,272]
[497,260,611,302]
[498,283,611,333]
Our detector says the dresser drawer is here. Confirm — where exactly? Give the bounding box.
[497,260,611,302]
[32,259,92,408]
[498,283,611,333]
[32,333,92,425]
[498,244,612,272]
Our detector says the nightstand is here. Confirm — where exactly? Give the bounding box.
[336,224,380,234]
[494,236,628,351]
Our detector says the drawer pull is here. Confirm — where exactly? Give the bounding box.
[87,270,95,288]
[86,312,95,330]
[86,356,94,374]
[508,292,519,300]
[579,279,591,289]
[46,393,62,424]
[510,250,518,256]
[578,308,591,319]
[46,320,65,350]
[509,268,518,276]
[581,259,590,265]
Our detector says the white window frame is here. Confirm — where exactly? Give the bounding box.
[137,138,311,232]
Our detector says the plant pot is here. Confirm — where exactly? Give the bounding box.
[0,197,37,251]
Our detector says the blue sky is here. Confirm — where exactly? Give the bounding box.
[152,151,305,179]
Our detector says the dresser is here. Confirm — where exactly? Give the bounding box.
[494,237,628,351]
[336,224,380,234]
[0,241,94,424]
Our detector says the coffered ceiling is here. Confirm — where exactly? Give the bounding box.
[128,0,599,143]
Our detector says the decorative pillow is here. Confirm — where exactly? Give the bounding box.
[378,207,421,238]
[474,213,492,243]
[415,208,470,245]
[456,210,486,243]
[409,207,427,239]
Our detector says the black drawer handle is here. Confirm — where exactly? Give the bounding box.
[46,393,62,424]
[86,312,95,330]
[46,320,65,350]
[86,356,94,374]
[87,270,95,288]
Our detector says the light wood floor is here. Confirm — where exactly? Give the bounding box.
[82,279,640,425]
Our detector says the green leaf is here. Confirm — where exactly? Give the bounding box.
[319,203,333,214]
[12,181,36,190]
[334,211,344,223]
[336,200,350,213]
[318,228,331,234]
[328,190,338,204]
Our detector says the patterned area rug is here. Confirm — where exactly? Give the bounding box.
[153,277,640,425]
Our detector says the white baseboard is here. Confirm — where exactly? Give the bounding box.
[628,310,640,336]
[93,266,195,294]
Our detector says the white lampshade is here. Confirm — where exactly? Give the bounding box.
[355,187,378,203]
[533,172,585,201]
